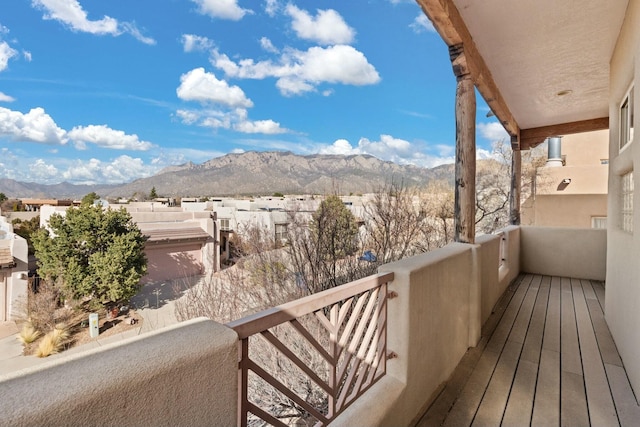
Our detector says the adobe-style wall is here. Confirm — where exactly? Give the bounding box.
[520,226,606,280]
[607,0,640,398]
[334,226,522,427]
[0,318,238,427]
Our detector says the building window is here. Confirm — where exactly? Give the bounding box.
[591,217,607,229]
[621,171,634,233]
[620,85,634,151]
[275,223,288,243]
[220,218,231,231]
[600,159,609,165]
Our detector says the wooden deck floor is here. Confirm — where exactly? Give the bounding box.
[418,274,640,427]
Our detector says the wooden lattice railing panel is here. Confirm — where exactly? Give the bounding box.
[227,272,394,427]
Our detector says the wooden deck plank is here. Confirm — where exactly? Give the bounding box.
[531,349,560,426]
[442,350,500,427]
[561,371,590,427]
[574,279,619,426]
[605,364,640,427]
[561,277,582,375]
[485,274,533,354]
[443,276,533,427]
[501,358,538,425]
[543,276,561,352]
[584,281,623,367]
[471,340,522,427]
[521,275,550,364]
[418,274,637,427]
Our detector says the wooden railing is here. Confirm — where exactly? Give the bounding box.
[227,272,394,427]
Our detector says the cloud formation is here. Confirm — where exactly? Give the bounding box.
[410,13,436,33]
[0,106,154,150]
[176,67,253,108]
[0,92,15,102]
[181,34,214,52]
[190,0,252,21]
[68,125,153,150]
[176,68,288,134]
[32,0,155,44]
[0,107,67,144]
[0,41,17,72]
[319,134,455,168]
[285,5,355,45]
[212,44,380,96]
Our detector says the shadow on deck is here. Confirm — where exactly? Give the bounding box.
[418,274,640,427]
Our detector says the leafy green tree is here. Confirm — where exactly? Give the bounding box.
[12,216,41,255]
[0,192,7,203]
[149,186,158,199]
[272,192,284,198]
[81,192,100,206]
[33,205,147,307]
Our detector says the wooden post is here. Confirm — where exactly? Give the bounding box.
[510,146,522,225]
[450,43,476,244]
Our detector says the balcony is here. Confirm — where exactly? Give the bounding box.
[2,225,637,427]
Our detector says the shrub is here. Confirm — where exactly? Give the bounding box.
[35,325,69,358]
[17,322,40,345]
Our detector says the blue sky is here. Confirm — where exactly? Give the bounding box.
[0,0,507,185]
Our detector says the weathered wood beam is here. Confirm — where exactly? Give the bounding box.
[520,117,609,149]
[510,150,521,225]
[451,44,476,244]
[416,0,520,147]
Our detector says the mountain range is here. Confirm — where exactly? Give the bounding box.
[0,151,457,199]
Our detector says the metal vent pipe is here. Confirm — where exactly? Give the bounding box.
[546,136,563,167]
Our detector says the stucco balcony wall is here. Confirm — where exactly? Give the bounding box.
[0,318,238,427]
[520,226,606,280]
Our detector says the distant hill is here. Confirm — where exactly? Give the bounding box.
[104,151,457,198]
[0,152,460,199]
[0,178,119,200]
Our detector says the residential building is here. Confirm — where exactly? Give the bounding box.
[0,214,28,321]
[521,130,609,227]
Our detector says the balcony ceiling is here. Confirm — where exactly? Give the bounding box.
[418,0,629,146]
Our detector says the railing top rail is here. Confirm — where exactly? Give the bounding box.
[226,271,394,339]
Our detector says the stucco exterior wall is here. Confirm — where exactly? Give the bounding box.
[527,194,608,228]
[606,0,640,398]
[143,242,203,283]
[0,318,238,427]
[520,226,606,280]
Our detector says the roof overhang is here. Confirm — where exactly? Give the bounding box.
[416,0,627,149]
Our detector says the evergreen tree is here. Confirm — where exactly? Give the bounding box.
[33,205,147,307]
[149,186,158,199]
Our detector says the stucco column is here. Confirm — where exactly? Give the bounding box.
[510,147,522,225]
[450,43,476,244]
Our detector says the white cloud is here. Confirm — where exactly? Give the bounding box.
[264,0,279,17]
[0,107,67,144]
[191,0,252,21]
[260,37,278,53]
[0,92,15,102]
[0,41,17,72]
[211,44,380,96]
[29,159,59,181]
[23,51,32,62]
[175,107,288,134]
[285,5,355,45]
[182,34,214,52]
[32,0,155,44]
[319,135,455,168]
[234,119,286,134]
[478,121,509,143]
[410,14,436,34]
[58,155,155,184]
[0,24,9,35]
[67,124,153,150]
[177,67,253,108]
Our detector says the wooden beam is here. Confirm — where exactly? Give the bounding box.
[416,0,520,146]
[451,44,476,244]
[520,117,609,149]
[510,150,521,225]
